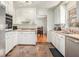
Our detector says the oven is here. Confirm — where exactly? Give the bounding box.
[6,13,12,29]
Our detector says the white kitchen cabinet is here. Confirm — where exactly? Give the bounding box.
[53,4,66,25]
[5,31,17,54]
[54,7,60,24]
[5,31,36,54]
[55,33,60,50]
[51,31,56,46]
[6,1,14,15]
[59,35,65,56]
[47,31,52,42]
[51,31,65,56]
[18,31,36,45]
[51,32,60,49]
[1,1,14,15]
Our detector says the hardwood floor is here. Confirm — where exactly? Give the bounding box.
[6,43,54,57]
[37,34,47,42]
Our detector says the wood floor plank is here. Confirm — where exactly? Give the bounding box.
[6,43,54,57]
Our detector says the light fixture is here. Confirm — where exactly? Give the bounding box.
[25,1,32,5]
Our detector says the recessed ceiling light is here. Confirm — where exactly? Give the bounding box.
[25,1,32,5]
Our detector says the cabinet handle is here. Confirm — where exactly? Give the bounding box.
[70,38,79,43]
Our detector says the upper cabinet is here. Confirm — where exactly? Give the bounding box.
[67,2,79,27]
[54,6,60,24]
[54,4,66,24]
[1,1,14,15]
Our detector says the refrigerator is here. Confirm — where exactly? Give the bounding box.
[0,4,5,56]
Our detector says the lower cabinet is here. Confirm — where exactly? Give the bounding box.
[18,32,36,45]
[51,31,65,56]
[59,37,65,56]
[5,31,17,54]
[5,31,36,54]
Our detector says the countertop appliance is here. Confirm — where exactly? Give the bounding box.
[54,24,61,31]
[13,26,17,30]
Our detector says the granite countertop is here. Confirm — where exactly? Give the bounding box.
[50,30,79,40]
[6,28,37,32]
[13,28,37,32]
[55,31,79,40]
[65,34,79,40]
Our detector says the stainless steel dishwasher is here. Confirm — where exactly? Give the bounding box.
[66,36,79,57]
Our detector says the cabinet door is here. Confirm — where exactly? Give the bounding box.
[55,33,58,48]
[22,32,36,44]
[52,32,56,46]
[47,31,52,42]
[5,31,17,54]
[17,32,23,44]
[59,37,65,56]
[5,32,13,54]
[18,32,36,45]
[54,7,60,24]
[55,33,65,56]
[55,33,60,49]
[11,32,17,46]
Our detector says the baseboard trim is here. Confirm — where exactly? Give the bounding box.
[17,44,36,46]
[50,42,55,47]
[36,42,49,43]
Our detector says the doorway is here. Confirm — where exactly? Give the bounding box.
[37,16,47,43]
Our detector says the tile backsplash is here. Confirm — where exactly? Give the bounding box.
[69,27,79,34]
[62,27,79,34]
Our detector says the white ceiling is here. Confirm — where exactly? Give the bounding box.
[13,1,60,8]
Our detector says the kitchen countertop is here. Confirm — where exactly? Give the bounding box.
[50,30,79,40]
[6,28,37,32]
[65,34,79,40]
[15,28,36,32]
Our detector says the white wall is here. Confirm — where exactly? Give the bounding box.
[47,8,54,42]
[35,8,47,26]
[47,8,54,31]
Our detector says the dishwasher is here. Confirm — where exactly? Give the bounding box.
[66,36,79,57]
